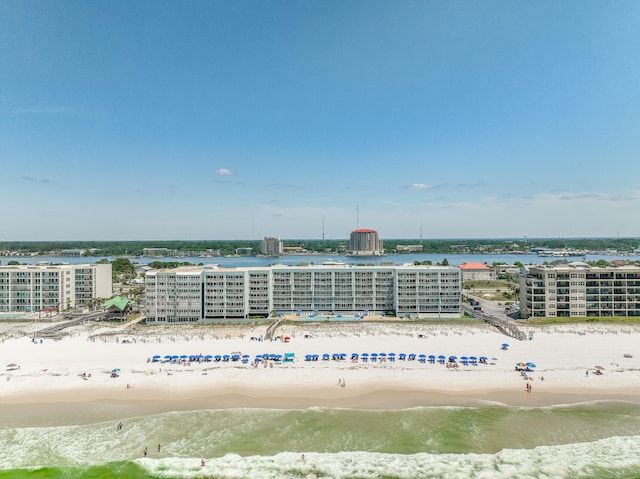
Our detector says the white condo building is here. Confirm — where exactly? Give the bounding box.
[145,264,461,323]
[520,263,640,318]
[0,263,112,312]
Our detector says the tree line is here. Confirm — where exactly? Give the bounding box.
[1,237,639,257]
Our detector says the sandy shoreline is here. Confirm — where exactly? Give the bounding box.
[1,320,639,427]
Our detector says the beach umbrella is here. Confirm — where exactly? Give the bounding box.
[371,353,378,357]
[526,362,536,368]
[152,355,161,360]
[594,365,605,370]
[361,352,369,356]
[516,362,527,368]
[388,353,396,357]
[449,356,457,361]
[438,355,445,359]
[379,353,387,357]
[428,355,436,359]
[180,355,188,359]
[469,356,478,361]
[479,356,487,361]
[502,343,509,348]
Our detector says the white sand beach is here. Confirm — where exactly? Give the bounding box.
[1,320,639,426]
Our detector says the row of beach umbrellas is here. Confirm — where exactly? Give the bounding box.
[152,353,296,363]
[304,353,490,364]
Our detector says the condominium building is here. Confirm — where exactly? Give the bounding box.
[347,229,384,256]
[145,264,461,324]
[0,263,112,312]
[260,236,283,256]
[520,263,640,318]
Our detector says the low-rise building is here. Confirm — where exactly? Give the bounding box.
[460,262,496,282]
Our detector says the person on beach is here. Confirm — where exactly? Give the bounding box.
[157,443,161,453]
[117,421,123,431]
[201,458,206,467]
[144,447,148,457]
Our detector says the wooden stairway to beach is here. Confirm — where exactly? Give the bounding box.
[34,310,109,339]
[462,305,527,341]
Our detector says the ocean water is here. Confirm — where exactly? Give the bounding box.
[1,403,640,479]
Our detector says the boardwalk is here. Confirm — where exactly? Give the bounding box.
[461,305,527,341]
[34,310,108,339]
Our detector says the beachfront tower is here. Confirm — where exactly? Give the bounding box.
[260,237,283,256]
[347,229,384,256]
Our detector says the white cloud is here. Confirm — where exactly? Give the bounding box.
[216,168,234,176]
[408,183,432,190]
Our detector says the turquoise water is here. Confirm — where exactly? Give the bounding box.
[1,403,640,478]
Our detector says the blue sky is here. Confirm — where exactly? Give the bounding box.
[1,1,639,241]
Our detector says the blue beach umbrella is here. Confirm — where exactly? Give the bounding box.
[502,343,509,348]
[526,362,537,368]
